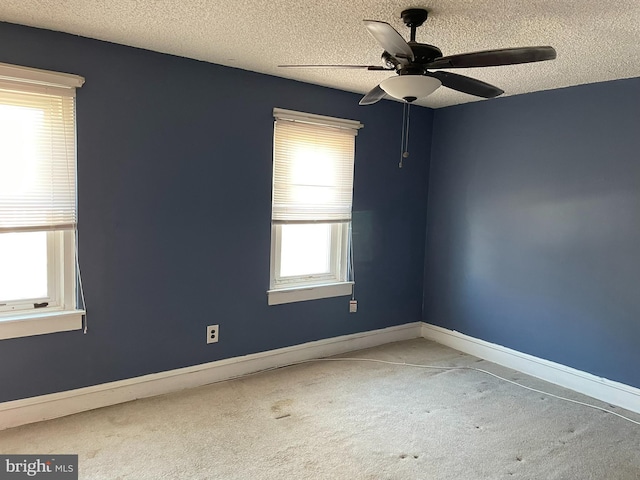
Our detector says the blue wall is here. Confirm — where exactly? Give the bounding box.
[424,78,640,388]
[7,19,637,403]
[0,22,433,402]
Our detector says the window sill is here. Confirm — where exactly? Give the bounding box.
[0,310,84,340]
[267,282,354,306]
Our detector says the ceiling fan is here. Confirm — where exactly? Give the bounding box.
[279,8,557,105]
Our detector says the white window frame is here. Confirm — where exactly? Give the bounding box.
[267,109,361,306]
[0,230,80,339]
[0,62,85,340]
[271,221,348,287]
[0,231,60,314]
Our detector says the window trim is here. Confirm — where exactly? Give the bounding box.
[267,282,354,306]
[0,61,84,95]
[268,108,360,305]
[0,310,83,341]
[0,62,85,339]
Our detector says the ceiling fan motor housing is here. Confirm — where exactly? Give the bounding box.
[409,44,443,65]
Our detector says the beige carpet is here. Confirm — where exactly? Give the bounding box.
[1,338,639,479]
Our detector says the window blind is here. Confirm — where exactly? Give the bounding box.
[272,109,362,223]
[0,63,84,233]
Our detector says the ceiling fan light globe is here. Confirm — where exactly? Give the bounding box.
[380,75,441,101]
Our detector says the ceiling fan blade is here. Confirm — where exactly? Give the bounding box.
[427,71,504,98]
[425,46,556,69]
[363,20,414,61]
[278,64,392,70]
[359,85,386,105]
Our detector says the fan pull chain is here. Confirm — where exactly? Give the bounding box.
[399,101,405,167]
[399,102,411,168]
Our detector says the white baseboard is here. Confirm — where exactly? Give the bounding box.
[0,322,422,431]
[421,322,640,415]
[3,320,638,431]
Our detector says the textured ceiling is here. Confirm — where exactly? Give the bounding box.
[1,0,639,108]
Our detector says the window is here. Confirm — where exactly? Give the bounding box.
[0,62,85,339]
[268,108,362,305]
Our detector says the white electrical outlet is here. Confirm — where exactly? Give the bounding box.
[206,324,219,344]
[349,300,357,313]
